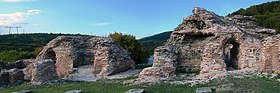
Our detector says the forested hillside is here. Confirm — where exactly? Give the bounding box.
[228,1,280,33]
[0,33,83,62]
[139,31,172,54]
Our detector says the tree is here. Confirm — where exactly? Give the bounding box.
[228,1,280,33]
[109,32,143,64]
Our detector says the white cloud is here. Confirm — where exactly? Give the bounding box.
[91,22,113,27]
[0,0,37,3]
[0,9,42,34]
[26,9,42,15]
[0,9,42,27]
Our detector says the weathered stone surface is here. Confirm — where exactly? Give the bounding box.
[23,63,34,80]
[126,89,145,93]
[196,87,216,93]
[31,59,58,84]
[1,60,34,82]
[0,70,10,86]
[64,90,82,93]
[0,59,35,70]
[92,37,135,76]
[0,62,7,70]
[260,34,280,73]
[139,67,161,78]
[36,36,135,79]
[9,68,24,84]
[0,68,25,86]
[139,7,279,80]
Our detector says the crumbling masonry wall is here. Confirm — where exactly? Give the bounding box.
[140,7,279,80]
[36,36,135,78]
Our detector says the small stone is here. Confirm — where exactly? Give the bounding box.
[277,79,280,82]
[12,90,32,93]
[196,87,216,93]
[64,90,82,93]
[126,89,145,93]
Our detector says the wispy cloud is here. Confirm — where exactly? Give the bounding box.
[0,9,42,34]
[0,0,37,3]
[0,9,42,27]
[90,22,113,27]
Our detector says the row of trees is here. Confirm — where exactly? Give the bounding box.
[0,48,42,63]
[0,33,80,63]
[0,33,152,64]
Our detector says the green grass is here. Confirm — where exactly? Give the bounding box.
[1,77,280,93]
[0,81,203,93]
[208,77,280,93]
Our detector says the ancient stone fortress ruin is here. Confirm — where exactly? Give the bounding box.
[1,36,135,85]
[35,36,134,77]
[140,7,280,80]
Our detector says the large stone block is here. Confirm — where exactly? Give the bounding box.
[31,59,58,84]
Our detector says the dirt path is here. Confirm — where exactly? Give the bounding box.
[64,65,142,82]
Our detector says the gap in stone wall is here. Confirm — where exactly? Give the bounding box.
[45,49,56,63]
[224,40,240,71]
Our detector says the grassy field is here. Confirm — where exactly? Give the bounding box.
[0,77,280,93]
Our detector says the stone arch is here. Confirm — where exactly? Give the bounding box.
[223,39,240,71]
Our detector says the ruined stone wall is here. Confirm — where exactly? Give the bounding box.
[261,35,280,73]
[36,36,135,79]
[92,38,135,76]
[139,7,279,80]
[239,36,262,70]
[177,35,209,71]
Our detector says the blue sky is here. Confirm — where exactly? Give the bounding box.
[0,0,274,38]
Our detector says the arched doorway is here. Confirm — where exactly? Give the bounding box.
[224,39,239,71]
[45,49,56,62]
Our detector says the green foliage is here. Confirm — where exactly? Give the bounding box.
[1,76,280,93]
[0,50,35,63]
[109,32,143,64]
[228,1,280,33]
[0,33,82,62]
[0,81,203,93]
[33,47,43,56]
[0,33,81,52]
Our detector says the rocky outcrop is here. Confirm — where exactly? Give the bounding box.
[0,59,34,70]
[36,36,135,78]
[9,68,24,84]
[140,7,279,80]
[31,59,58,84]
[0,70,10,86]
[0,68,24,86]
[0,59,34,86]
